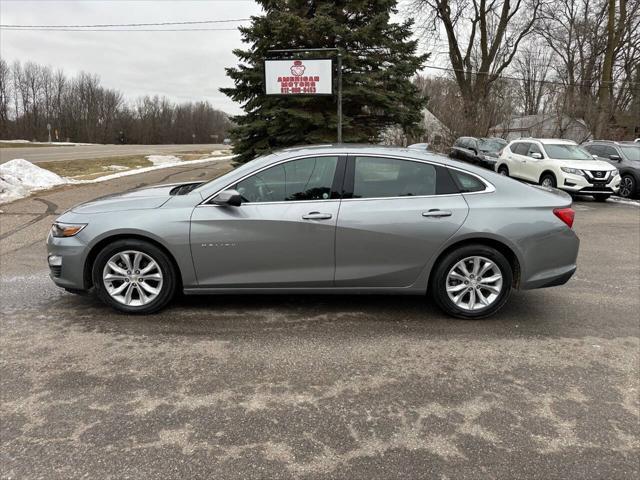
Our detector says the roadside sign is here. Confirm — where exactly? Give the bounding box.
[264,58,333,95]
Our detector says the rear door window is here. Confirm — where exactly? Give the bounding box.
[352,157,437,198]
[512,142,530,155]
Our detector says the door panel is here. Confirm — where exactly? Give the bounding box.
[191,201,340,287]
[335,196,468,287]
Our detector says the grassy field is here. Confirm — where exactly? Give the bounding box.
[37,151,231,180]
[39,156,153,180]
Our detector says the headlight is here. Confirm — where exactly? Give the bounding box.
[50,222,87,237]
[612,170,620,177]
[560,167,585,176]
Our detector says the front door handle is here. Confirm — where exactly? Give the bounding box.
[422,209,452,218]
[302,212,333,220]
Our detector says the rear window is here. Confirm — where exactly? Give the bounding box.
[449,169,486,193]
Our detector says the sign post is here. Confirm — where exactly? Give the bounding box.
[265,48,343,143]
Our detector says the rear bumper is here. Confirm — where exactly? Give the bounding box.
[520,264,577,289]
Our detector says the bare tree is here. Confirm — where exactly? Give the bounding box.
[411,0,542,134]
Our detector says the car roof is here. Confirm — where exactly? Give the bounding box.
[510,138,577,145]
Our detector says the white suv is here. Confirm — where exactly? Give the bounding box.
[495,138,621,201]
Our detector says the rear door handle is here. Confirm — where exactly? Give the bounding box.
[422,209,452,218]
[302,212,333,220]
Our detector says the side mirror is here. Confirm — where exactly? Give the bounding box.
[212,189,242,207]
[530,152,543,160]
[609,155,621,162]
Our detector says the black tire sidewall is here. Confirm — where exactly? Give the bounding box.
[621,175,635,198]
[431,245,513,319]
[498,166,509,176]
[92,239,176,314]
[540,173,556,188]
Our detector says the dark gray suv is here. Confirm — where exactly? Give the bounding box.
[583,141,640,198]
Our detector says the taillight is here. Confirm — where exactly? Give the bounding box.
[553,208,575,228]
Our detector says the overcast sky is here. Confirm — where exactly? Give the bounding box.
[0,0,441,115]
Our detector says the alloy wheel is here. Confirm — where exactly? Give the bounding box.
[619,176,633,198]
[102,250,163,306]
[445,256,503,311]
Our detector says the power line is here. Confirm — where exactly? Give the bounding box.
[422,64,640,87]
[1,27,242,32]
[0,18,250,28]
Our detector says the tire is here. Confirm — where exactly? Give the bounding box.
[593,194,610,202]
[540,173,556,188]
[92,239,177,314]
[430,244,513,320]
[618,175,636,198]
[498,165,509,176]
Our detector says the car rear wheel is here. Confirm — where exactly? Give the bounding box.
[540,173,556,188]
[498,165,509,176]
[593,194,610,202]
[431,245,513,319]
[92,239,176,314]
[618,175,635,198]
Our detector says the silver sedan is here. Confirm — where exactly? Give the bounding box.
[47,145,580,319]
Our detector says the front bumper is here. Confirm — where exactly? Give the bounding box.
[560,172,620,195]
[47,233,90,291]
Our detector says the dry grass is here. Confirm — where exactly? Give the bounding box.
[38,156,153,179]
[0,142,68,149]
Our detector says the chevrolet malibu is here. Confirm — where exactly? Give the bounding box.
[47,145,580,319]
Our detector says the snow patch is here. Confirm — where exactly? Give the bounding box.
[609,196,640,207]
[0,159,67,203]
[103,164,129,171]
[146,155,182,166]
[1,139,95,146]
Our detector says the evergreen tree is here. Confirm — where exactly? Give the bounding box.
[221,0,428,163]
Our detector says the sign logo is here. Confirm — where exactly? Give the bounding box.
[290,60,306,76]
[264,58,333,95]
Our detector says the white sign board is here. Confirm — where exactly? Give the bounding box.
[265,59,333,95]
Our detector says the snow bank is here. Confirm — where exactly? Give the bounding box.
[0,159,67,203]
[147,155,182,166]
[1,139,95,146]
[0,154,234,204]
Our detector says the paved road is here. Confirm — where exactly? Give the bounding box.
[1,163,639,479]
[0,143,226,164]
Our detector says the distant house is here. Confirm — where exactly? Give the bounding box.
[490,114,591,143]
[380,108,450,148]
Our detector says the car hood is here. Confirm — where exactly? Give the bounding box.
[556,159,616,171]
[70,182,198,214]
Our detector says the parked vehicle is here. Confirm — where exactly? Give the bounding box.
[48,145,579,319]
[582,140,640,198]
[450,137,507,170]
[495,138,621,201]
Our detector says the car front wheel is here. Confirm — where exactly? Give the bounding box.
[618,175,636,198]
[498,165,509,176]
[431,245,513,319]
[92,239,176,314]
[540,173,556,188]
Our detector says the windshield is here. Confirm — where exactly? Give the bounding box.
[543,144,593,160]
[620,146,640,162]
[478,138,507,152]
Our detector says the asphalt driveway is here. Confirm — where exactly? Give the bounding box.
[1,161,638,479]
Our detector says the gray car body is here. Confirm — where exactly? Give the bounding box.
[47,145,579,296]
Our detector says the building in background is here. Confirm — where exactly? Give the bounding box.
[489,114,591,143]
